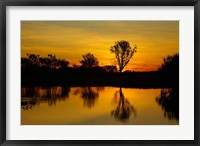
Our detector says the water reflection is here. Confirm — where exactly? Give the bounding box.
[21,86,70,110]
[73,87,104,108]
[156,87,179,121]
[21,98,37,111]
[111,88,136,122]
[21,86,179,125]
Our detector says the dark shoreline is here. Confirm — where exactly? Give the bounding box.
[21,71,178,88]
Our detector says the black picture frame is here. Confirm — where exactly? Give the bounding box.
[0,0,199,145]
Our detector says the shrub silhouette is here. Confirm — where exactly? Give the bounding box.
[80,53,99,68]
[21,54,69,69]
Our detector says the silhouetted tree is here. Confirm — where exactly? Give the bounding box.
[21,54,69,69]
[56,59,69,69]
[26,53,40,67]
[158,54,179,73]
[47,54,57,68]
[72,64,80,69]
[21,57,31,68]
[158,54,179,85]
[80,53,99,68]
[110,40,137,73]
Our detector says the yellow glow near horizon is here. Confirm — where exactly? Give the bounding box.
[21,21,179,72]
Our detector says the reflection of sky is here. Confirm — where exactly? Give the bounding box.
[21,21,179,71]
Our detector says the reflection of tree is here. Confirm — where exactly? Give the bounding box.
[111,88,136,122]
[21,98,37,111]
[21,86,70,110]
[156,87,179,121]
[74,87,104,108]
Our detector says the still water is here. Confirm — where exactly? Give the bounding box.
[21,86,179,125]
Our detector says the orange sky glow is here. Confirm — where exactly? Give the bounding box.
[21,21,179,72]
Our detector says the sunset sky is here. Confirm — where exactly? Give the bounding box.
[21,21,179,72]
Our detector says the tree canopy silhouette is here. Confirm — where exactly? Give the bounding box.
[80,53,99,68]
[110,40,137,73]
[158,54,179,85]
[21,54,69,69]
[158,54,179,72]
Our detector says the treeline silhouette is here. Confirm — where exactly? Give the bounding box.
[21,53,179,88]
[158,54,179,88]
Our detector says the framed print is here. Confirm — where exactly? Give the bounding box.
[0,0,199,145]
